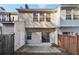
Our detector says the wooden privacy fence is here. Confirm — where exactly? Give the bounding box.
[58,35,79,55]
[0,34,14,55]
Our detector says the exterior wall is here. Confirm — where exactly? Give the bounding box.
[3,23,14,34]
[54,28,58,45]
[60,9,66,20]
[26,32,55,46]
[27,32,41,46]
[50,32,55,44]
[18,10,60,28]
[14,21,25,51]
[17,9,60,46]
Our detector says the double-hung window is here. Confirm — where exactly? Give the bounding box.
[73,10,79,20]
[46,13,51,22]
[66,9,72,20]
[40,13,44,22]
[33,13,38,22]
[27,32,32,40]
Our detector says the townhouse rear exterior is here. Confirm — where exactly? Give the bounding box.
[15,8,60,50]
[0,4,79,51]
[60,4,79,35]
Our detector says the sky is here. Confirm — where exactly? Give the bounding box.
[0,4,59,12]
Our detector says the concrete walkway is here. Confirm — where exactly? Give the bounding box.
[15,45,67,55]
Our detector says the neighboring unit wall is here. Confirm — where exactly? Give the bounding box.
[3,23,14,34]
[53,7,60,27]
[60,20,79,27]
[59,27,79,35]
[60,4,79,27]
[60,9,66,20]
[14,21,25,51]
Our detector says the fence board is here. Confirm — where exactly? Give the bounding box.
[77,36,79,54]
[69,36,77,54]
[63,36,69,51]
[0,34,14,55]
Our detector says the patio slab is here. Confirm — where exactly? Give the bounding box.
[15,45,63,54]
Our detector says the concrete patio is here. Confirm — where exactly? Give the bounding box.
[15,45,67,55]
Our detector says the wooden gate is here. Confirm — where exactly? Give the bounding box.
[58,35,79,55]
[0,34,14,55]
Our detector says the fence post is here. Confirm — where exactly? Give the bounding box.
[77,35,79,55]
[77,35,78,55]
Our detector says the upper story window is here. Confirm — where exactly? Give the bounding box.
[33,12,51,22]
[33,13,38,22]
[73,15,79,19]
[73,10,79,20]
[66,9,72,20]
[62,8,79,20]
[46,13,51,22]
[40,13,44,22]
